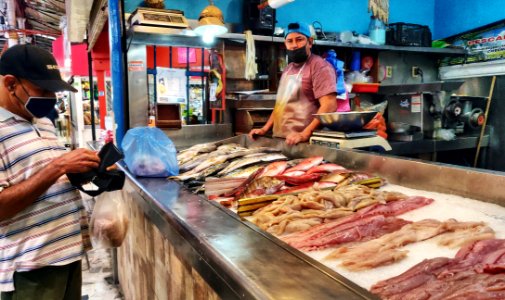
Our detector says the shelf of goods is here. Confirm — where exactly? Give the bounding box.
[108,133,505,300]
[127,25,466,56]
[220,33,466,55]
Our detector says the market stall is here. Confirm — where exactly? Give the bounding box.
[84,2,505,299]
[108,134,505,299]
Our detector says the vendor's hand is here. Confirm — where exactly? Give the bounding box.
[54,148,100,175]
[285,131,311,145]
[248,128,266,140]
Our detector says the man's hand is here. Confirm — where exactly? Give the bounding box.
[0,148,100,221]
[285,131,311,145]
[53,148,101,174]
[248,128,266,140]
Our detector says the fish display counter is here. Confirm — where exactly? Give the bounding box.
[108,135,505,299]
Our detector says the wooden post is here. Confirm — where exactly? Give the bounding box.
[473,76,496,168]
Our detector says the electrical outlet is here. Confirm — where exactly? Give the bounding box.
[412,66,420,77]
[386,66,393,78]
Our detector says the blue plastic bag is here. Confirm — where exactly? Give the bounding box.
[325,49,346,95]
[121,127,179,177]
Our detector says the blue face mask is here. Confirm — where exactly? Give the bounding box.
[13,82,56,118]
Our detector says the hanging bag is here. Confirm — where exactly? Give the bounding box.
[89,191,129,248]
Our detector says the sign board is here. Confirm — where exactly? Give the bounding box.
[128,61,145,72]
[156,67,187,104]
[440,20,505,66]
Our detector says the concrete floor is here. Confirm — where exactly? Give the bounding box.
[81,248,123,300]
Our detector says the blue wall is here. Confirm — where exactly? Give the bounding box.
[125,0,434,35]
[276,0,434,35]
[434,0,505,39]
[124,0,502,40]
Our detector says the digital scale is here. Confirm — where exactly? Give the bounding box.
[129,8,189,28]
[309,129,392,151]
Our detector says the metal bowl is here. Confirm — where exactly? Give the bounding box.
[313,111,377,132]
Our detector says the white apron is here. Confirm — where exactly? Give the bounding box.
[272,63,317,138]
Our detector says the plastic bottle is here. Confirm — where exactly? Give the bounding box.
[368,16,386,45]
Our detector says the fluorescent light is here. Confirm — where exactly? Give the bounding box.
[202,34,215,44]
[194,24,227,37]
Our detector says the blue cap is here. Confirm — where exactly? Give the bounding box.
[284,22,311,38]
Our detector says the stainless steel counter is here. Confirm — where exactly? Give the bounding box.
[161,123,233,150]
[113,153,372,299]
[94,134,505,299]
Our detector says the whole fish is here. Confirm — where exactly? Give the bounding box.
[178,149,214,166]
[215,143,244,153]
[177,143,217,165]
[283,156,324,174]
[178,150,197,165]
[306,163,347,175]
[200,161,230,178]
[274,173,324,185]
[258,161,288,178]
[224,168,265,197]
[218,147,274,162]
[172,160,231,181]
[187,162,231,182]
[179,152,214,172]
[180,144,281,174]
[179,145,248,172]
[179,142,217,154]
[286,158,305,167]
[282,170,306,177]
[194,149,269,174]
[218,153,287,176]
[238,176,285,199]
[192,154,230,174]
[224,164,265,178]
[170,170,198,181]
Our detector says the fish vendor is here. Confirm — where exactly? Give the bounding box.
[248,22,337,145]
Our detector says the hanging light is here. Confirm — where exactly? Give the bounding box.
[193,0,228,44]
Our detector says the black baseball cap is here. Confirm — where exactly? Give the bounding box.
[0,44,77,92]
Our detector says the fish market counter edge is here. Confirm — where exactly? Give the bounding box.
[98,136,373,300]
[93,135,505,299]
